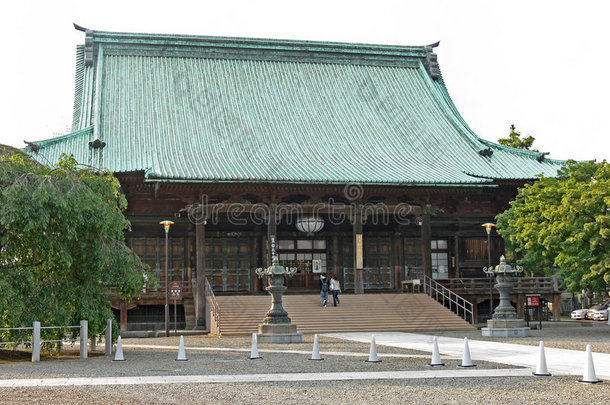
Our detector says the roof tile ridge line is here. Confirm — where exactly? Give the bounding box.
[87,29,432,56]
[477,138,566,163]
[72,45,85,130]
[143,177,497,187]
[433,77,481,143]
[93,44,104,141]
[432,76,565,165]
[30,126,94,147]
[415,61,504,178]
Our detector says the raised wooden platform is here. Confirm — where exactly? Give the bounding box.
[216,293,475,335]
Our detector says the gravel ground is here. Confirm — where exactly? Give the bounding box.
[0,322,608,404]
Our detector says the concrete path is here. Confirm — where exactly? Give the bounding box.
[0,368,532,388]
[324,332,610,379]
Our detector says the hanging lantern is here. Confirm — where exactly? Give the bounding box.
[295,216,324,236]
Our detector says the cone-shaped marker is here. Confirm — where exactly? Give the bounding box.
[457,337,476,368]
[249,333,262,360]
[309,334,323,361]
[428,336,444,367]
[176,335,188,361]
[532,341,551,376]
[113,336,125,361]
[366,334,381,363]
[578,345,603,384]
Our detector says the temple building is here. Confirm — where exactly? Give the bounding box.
[26,26,564,330]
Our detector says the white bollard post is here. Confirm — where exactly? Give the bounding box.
[458,337,476,368]
[578,344,603,384]
[32,321,40,363]
[80,320,88,359]
[113,336,125,361]
[309,334,323,361]
[105,319,112,357]
[429,336,444,367]
[176,335,188,361]
[249,333,261,360]
[532,341,551,376]
[366,334,381,363]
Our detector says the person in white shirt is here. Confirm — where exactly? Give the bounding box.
[329,274,341,307]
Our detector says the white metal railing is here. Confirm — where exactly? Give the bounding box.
[204,277,221,335]
[423,275,474,324]
[0,320,92,362]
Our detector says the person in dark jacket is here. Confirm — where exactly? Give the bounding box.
[320,273,330,307]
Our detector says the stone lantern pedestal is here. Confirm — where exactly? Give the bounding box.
[481,256,530,337]
[255,258,303,343]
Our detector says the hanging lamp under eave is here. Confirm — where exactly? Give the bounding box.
[295,216,324,236]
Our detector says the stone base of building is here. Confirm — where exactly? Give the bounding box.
[481,327,531,337]
[256,323,303,343]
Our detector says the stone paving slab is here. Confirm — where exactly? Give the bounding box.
[324,332,610,379]
[0,368,533,387]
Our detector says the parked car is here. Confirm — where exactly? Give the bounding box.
[586,300,610,320]
[571,308,588,320]
[592,309,608,321]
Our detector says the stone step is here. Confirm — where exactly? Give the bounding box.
[215,293,474,335]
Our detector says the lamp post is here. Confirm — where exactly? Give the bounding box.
[482,222,495,319]
[160,220,174,337]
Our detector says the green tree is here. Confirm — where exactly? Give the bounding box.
[498,124,535,150]
[496,161,610,294]
[0,147,153,345]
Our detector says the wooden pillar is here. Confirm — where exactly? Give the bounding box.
[393,232,404,290]
[257,232,266,292]
[195,219,206,328]
[119,301,127,332]
[353,206,364,294]
[453,234,460,278]
[332,233,340,276]
[250,234,258,293]
[420,214,432,279]
[517,294,525,319]
[552,294,561,321]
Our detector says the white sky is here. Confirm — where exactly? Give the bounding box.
[1,0,608,162]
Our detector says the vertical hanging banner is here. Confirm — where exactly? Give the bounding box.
[356,234,363,269]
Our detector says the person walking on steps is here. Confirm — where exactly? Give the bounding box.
[329,274,341,307]
[320,273,330,307]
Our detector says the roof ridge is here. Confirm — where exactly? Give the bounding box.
[30,126,94,148]
[75,24,440,70]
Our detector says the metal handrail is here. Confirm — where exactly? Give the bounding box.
[204,277,221,335]
[423,275,474,324]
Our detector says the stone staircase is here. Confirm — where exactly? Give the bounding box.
[183,298,196,329]
[215,293,475,335]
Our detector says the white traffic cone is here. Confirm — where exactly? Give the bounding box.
[366,334,381,363]
[309,334,323,361]
[176,335,188,361]
[429,336,444,367]
[249,333,262,360]
[457,337,476,368]
[113,336,125,362]
[532,341,551,376]
[578,345,603,384]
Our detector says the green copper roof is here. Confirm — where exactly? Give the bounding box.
[29,28,564,185]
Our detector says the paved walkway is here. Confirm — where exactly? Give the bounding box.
[0,368,532,388]
[324,332,610,379]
